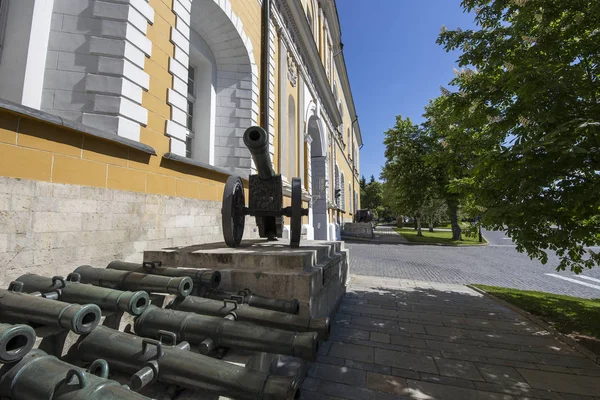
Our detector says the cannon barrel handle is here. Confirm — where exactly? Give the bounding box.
[243,126,275,180]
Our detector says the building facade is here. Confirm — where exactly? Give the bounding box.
[0,0,362,279]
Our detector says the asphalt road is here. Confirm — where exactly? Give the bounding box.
[346,228,600,299]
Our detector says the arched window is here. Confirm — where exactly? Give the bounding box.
[334,164,340,207]
[187,29,217,164]
[287,95,297,178]
[347,128,350,148]
[340,173,345,211]
[349,183,352,213]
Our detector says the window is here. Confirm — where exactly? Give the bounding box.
[0,0,9,57]
[306,6,313,34]
[186,65,196,158]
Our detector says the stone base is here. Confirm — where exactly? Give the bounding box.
[144,239,350,318]
[342,222,374,239]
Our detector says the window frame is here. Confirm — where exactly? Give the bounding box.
[185,65,197,158]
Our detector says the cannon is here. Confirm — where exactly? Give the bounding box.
[134,305,318,361]
[14,274,150,316]
[107,260,221,290]
[0,349,151,400]
[0,323,36,363]
[170,295,330,340]
[222,126,309,248]
[0,283,101,335]
[354,209,374,223]
[201,287,300,314]
[72,265,193,297]
[71,326,299,400]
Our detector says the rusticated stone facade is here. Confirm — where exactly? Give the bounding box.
[0,176,258,287]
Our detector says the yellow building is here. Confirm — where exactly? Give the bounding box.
[0,0,361,278]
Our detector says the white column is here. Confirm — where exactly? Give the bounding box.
[0,0,55,108]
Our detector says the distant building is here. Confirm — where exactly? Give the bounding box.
[0,0,361,275]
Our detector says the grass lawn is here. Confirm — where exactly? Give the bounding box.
[436,222,470,229]
[472,285,600,340]
[394,227,487,245]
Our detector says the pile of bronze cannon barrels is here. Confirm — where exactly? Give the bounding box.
[0,261,330,400]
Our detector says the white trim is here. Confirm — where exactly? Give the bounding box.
[81,0,154,141]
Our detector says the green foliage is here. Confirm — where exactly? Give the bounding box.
[381,116,439,220]
[437,0,600,272]
[473,285,600,339]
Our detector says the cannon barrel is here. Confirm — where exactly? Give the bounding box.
[107,261,221,289]
[15,274,150,316]
[135,305,317,361]
[171,295,330,340]
[0,349,150,400]
[73,326,298,400]
[0,323,36,363]
[73,265,193,297]
[243,126,275,180]
[203,288,300,314]
[0,287,100,334]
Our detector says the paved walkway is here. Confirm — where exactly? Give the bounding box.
[301,275,600,400]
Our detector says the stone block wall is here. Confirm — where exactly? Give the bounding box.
[0,176,258,288]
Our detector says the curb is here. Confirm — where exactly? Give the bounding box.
[467,284,600,367]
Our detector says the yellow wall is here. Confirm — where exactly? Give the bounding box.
[0,0,360,213]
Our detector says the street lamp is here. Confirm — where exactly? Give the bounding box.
[469,216,483,243]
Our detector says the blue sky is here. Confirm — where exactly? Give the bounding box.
[338,1,477,180]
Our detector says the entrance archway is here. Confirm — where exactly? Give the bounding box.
[307,115,328,240]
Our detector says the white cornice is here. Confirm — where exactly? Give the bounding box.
[277,0,342,128]
[319,0,362,147]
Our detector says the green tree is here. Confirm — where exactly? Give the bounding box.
[438,0,600,272]
[382,116,438,236]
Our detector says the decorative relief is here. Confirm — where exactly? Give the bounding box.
[287,52,297,87]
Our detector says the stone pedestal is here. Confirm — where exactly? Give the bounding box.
[342,222,374,239]
[144,239,350,318]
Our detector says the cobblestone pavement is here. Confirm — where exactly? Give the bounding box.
[346,229,600,299]
[301,275,600,400]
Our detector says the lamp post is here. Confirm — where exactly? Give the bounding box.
[469,216,483,243]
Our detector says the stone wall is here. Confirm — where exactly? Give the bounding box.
[0,176,258,288]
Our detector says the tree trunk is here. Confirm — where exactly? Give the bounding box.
[416,216,423,236]
[448,199,462,241]
[428,217,434,232]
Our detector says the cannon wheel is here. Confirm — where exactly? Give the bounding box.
[290,178,302,248]
[222,176,245,247]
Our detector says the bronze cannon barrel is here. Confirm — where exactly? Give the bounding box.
[15,274,150,316]
[0,323,36,363]
[0,349,150,400]
[135,305,318,361]
[0,287,101,334]
[73,326,298,400]
[107,261,221,289]
[243,126,275,180]
[203,288,300,314]
[73,265,193,297]
[171,295,330,340]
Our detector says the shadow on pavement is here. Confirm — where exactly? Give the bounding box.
[300,280,600,400]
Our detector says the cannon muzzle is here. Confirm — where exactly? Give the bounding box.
[0,349,150,400]
[0,286,101,334]
[73,265,193,297]
[135,305,318,361]
[107,261,221,289]
[16,274,150,316]
[72,326,299,400]
[243,126,275,180]
[0,323,36,363]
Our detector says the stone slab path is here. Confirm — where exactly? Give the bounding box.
[300,275,600,400]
